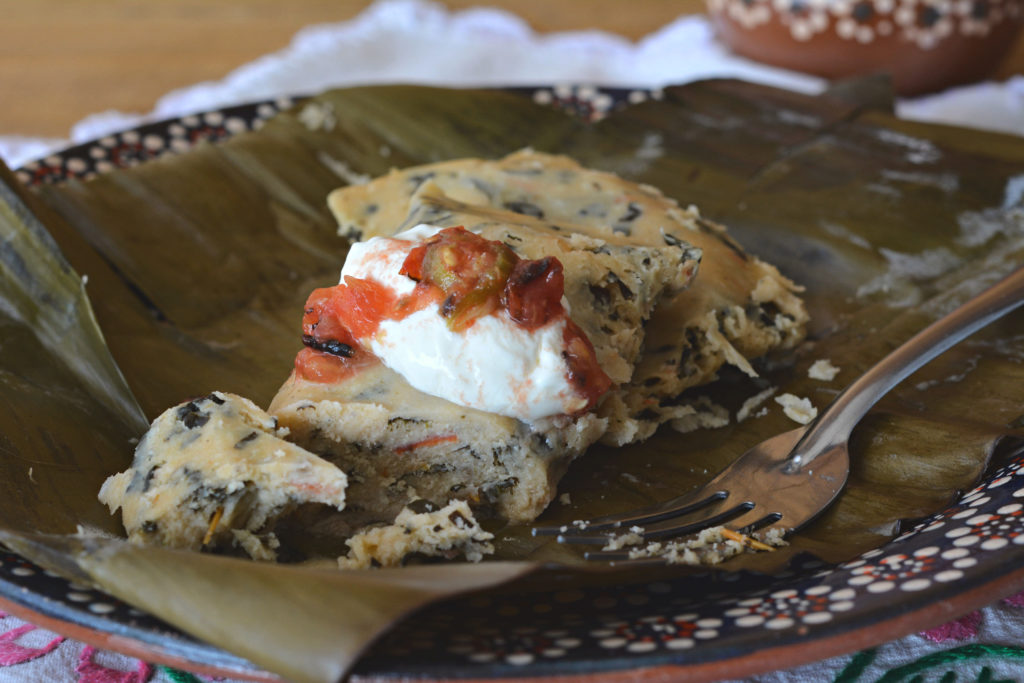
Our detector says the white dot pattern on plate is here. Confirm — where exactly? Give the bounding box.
[708,0,1020,49]
[14,99,289,187]
[357,448,1024,666]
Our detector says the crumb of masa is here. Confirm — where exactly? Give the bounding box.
[775,393,817,425]
[737,387,778,422]
[808,359,840,381]
[614,526,787,565]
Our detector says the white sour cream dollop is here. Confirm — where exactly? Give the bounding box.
[340,225,587,421]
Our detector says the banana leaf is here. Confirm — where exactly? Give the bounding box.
[0,79,1022,681]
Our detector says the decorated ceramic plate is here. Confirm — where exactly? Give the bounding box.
[3,83,1024,682]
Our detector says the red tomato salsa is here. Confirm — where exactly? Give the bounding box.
[294,227,611,413]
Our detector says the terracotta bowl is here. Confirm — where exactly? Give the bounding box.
[708,0,1024,95]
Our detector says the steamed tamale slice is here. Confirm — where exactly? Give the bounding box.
[99,391,348,559]
[327,149,808,444]
[270,218,699,524]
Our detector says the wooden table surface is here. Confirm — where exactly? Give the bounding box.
[1,0,1022,141]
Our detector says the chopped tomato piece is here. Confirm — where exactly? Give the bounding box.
[293,347,377,383]
[302,287,362,354]
[332,276,400,340]
[504,256,564,330]
[402,227,516,331]
[562,321,613,412]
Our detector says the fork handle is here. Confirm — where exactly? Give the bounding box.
[787,265,1024,470]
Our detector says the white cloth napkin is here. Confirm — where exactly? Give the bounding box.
[2,2,1023,681]
[2,0,1022,168]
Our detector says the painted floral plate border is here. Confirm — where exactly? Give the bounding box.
[6,86,1024,682]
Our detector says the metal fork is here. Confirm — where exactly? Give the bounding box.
[534,266,1024,561]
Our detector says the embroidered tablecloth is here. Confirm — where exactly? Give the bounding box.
[2,1,1024,680]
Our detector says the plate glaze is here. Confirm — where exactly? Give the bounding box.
[6,86,1024,682]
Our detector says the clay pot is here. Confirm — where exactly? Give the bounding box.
[708,0,1024,95]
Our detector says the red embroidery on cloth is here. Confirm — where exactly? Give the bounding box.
[920,590,1024,642]
[920,609,982,643]
[0,611,64,665]
[1002,590,1024,608]
[76,645,153,683]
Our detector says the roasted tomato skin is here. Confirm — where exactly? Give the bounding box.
[562,322,613,412]
[302,287,359,350]
[296,283,388,383]
[503,256,564,331]
[294,347,377,383]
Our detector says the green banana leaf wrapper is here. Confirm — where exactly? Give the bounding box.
[1,78,1023,681]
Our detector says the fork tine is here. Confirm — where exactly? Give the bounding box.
[583,513,791,563]
[557,500,753,545]
[734,511,784,535]
[532,490,727,537]
[711,508,782,536]
[737,517,790,540]
[630,502,754,542]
